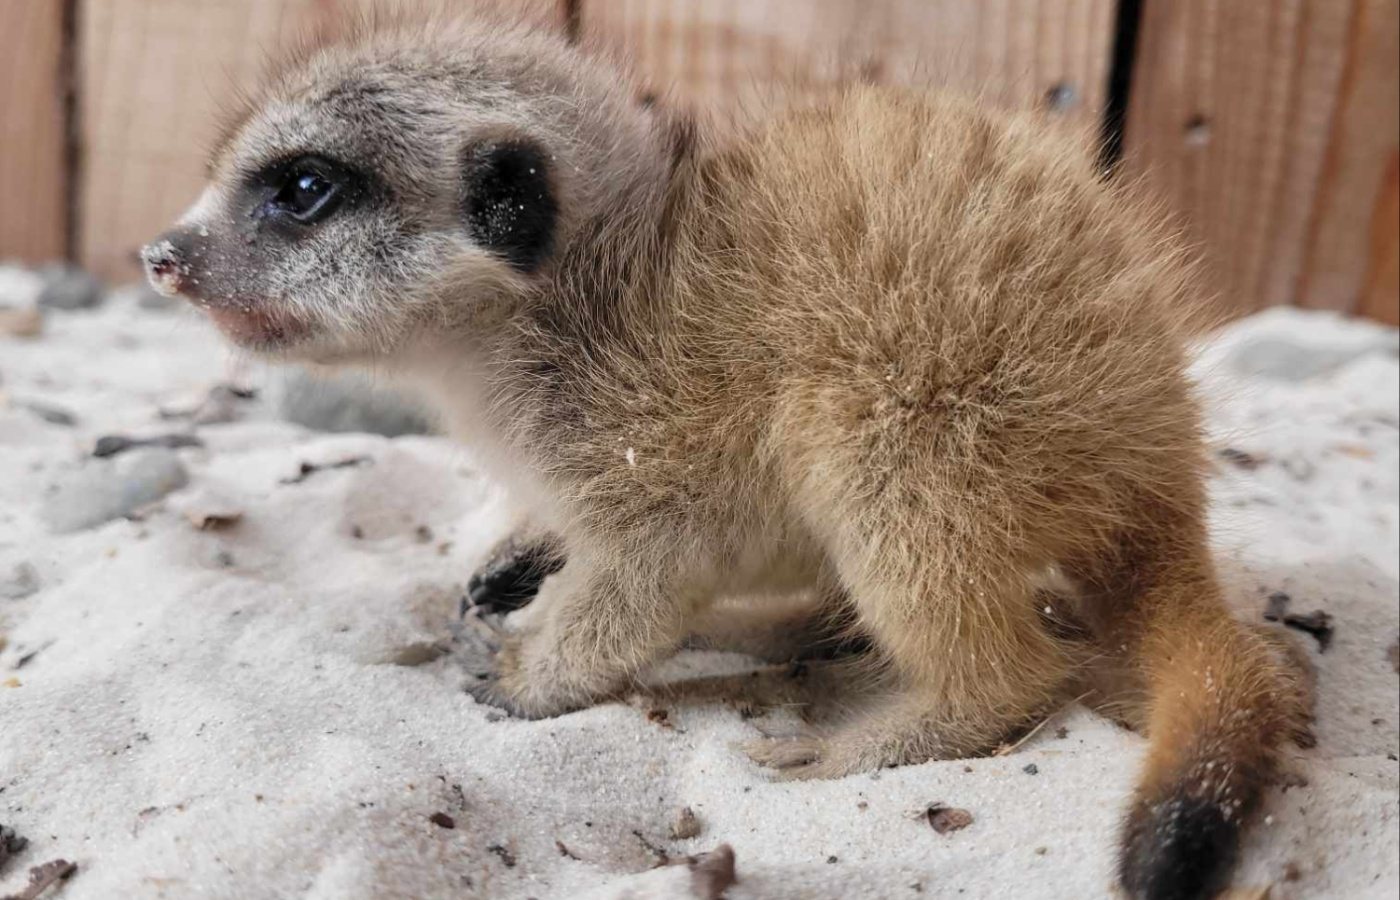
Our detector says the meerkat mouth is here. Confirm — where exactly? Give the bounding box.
[202,303,309,348]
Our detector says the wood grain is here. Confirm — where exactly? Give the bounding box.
[1359,151,1399,325]
[1123,0,1399,319]
[0,0,69,265]
[581,0,1115,139]
[76,0,561,280]
[1298,0,1399,321]
[41,0,1400,321]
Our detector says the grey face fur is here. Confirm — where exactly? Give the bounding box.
[142,17,666,363]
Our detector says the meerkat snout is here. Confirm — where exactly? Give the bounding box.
[141,238,187,297]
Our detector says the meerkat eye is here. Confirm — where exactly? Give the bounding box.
[265,158,346,224]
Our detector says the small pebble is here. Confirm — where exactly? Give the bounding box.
[37,263,104,310]
[20,401,77,426]
[0,562,41,600]
[1022,763,1039,775]
[41,448,190,533]
[276,368,434,437]
[429,812,455,829]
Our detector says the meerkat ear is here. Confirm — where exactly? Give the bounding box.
[461,139,558,273]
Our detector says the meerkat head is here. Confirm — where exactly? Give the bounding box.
[141,11,674,363]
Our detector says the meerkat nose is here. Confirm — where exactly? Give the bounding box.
[141,235,189,297]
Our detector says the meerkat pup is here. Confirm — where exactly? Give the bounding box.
[143,8,1313,898]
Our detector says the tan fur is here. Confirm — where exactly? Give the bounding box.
[143,9,1313,898]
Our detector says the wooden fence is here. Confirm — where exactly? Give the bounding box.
[1,0,1396,324]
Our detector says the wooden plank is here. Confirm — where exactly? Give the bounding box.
[77,0,562,281]
[1298,0,1399,319]
[580,0,1116,140]
[1359,151,1399,325]
[1123,0,1400,320]
[0,0,68,265]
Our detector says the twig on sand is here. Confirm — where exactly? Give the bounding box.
[632,829,670,865]
[1,859,77,900]
[92,433,201,458]
[279,456,371,485]
[994,692,1091,756]
[1281,610,1334,652]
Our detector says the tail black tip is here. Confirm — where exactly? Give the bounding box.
[1119,794,1240,900]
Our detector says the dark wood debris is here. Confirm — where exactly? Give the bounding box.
[486,843,516,868]
[1263,591,1291,622]
[1263,592,1335,652]
[632,829,670,865]
[0,826,28,872]
[922,805,974,835]
[1218,448,1264,470]
[0,859,77,900]
[664,844,737,900]
[1282,610,1334,652]
[93,433,201,458]
[280,456,371,485]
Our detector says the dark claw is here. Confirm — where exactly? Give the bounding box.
[464,674,545,720]
[465,538,565,614]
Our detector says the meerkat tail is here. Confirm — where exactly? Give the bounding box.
[1117,570,1313,900]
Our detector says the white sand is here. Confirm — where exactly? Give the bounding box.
[1,291,1396,899]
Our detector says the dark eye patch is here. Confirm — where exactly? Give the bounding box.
[461,140,557,273]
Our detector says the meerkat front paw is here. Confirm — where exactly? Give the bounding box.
[466,629,618,719]
[465,631,564,719]
[465,533,566,614]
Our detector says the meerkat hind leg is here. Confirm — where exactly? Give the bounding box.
[744,543,1076,779]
